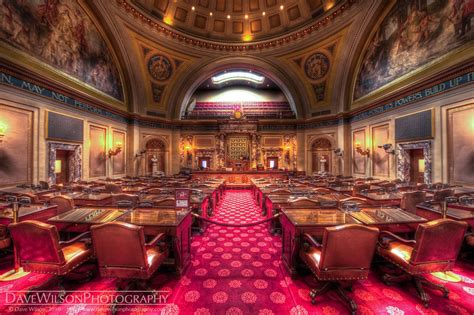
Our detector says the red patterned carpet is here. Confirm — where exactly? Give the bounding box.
[0,189,473,314]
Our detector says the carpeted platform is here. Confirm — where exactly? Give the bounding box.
[0,189,473,314]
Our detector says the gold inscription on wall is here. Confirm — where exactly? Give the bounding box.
[228,136,250,160]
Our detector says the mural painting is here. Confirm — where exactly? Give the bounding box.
[0,0,123,100]
[355,0,474,99]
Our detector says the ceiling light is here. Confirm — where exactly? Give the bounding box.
[242,34,253,41]
[163,16,173,25]
[211,71,265,84]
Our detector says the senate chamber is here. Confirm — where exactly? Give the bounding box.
[0,0,473,314]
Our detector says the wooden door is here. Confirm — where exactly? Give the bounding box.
[409,149,424,184]
[55,150,70,184]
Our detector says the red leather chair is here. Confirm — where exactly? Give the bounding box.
[105,183,122,194]
[400,191,426,213]
[0,224,11,255]
[91,222,168,290]
[9,220,92,294]
[377,219,468,307]
[432,189,455,202]
[300,225,379,314]
[48,195,75,215]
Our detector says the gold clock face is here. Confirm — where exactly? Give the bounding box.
[234,110,243,119]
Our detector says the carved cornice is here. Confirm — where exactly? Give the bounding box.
[2,59,472,130]
[115,0,355,52]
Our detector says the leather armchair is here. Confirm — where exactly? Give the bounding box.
[400,191,426,213]
[353,184,370,195]
[9,220,92,295]
[288,197,320,208]
[18,193,40,204]
[91,222,168,286]
[48,195,75,215]
[377,219,468,307]
[300,225,379,314]
[432,189,455,202]
[105,183,122,193]
[0,224,11,252]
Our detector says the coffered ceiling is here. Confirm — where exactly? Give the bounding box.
[132,0,341,42]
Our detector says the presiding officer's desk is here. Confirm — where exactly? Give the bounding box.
[280,207,427,276]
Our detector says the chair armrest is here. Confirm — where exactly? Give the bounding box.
[302,233,322,252]
[146,233,167,247]
[379,231,416,248]
[59,231,91,247]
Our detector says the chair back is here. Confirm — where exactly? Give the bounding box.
[433,189,455,202]
[105,183,122,193]
[91,222,148,270]
[288,197,319,208]
[18,193,40,204]
[9,220,65,265]
[154,197,175,207]
[111,194,139,207]
[401,191,426,213]
[410,219,467,265]
[319,225,379,270]
[353,184,370,194]
[49,195,74,214]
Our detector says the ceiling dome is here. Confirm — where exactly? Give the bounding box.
[131,0,342,42]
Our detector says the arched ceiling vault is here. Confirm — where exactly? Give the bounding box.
[88,0,385,120]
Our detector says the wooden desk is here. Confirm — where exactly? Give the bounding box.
[0,204,58,225]
[357,192,404,206]
[416,204,474,227]
[280,209,358,276]
[41,192,113,206]
[349,207,427,233]
[117,209,192,274]
[328,186,354,194]
[48,207,129,232]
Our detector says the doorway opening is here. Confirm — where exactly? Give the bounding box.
[396,141,432,184]
[408,149,425,184]
[55,150,73,185]
[48,143,82,184]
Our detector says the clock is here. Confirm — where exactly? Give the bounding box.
[233,110,243,119]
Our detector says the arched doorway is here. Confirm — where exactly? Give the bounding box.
[311,138,332,174]
[145,138,166,175]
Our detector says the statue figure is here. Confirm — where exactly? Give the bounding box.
[320,156,327,173]
[151,155,158,175]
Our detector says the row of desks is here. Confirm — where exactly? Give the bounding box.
[251,177,474,276]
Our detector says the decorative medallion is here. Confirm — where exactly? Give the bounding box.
[147,55,172,81]
[304,53,329,80]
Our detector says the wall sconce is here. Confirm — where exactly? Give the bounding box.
[378,143,395,154]
[334,148,343,157]
[135,149,146,158]
[0,122,7,143]
[355,142,370,156]
[108,141,123,158]
[184,144,193,151]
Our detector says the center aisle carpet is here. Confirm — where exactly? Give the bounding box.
[170,189,301,315]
